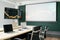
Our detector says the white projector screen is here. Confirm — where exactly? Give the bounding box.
[26,2,56,21]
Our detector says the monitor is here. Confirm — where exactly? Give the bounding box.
[3,24,13,33]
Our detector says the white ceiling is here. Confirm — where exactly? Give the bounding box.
[6,0,59,4]
[0,0,29,5]
[1,0,59,5]
[7,0,29,3]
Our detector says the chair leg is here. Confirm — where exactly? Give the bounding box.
[27,34,29,40]
[39,37,41,40]
[30,32,33,40]
[39,35,42,40]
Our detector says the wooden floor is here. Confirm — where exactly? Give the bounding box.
[45,37,60,40]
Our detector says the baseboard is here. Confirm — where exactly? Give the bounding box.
[46,31,60,37]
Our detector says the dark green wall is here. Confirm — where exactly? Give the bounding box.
[18,5,26,25]
[18,2,60,31]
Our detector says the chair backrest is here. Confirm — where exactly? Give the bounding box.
[30,26,42,40]
[33,26,42,31]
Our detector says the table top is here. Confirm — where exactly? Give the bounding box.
[0,26,35,40]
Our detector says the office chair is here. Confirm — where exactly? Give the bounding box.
[27,26,42,40]
[39,26,48,40]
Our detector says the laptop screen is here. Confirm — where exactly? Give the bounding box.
[3,24,13,33]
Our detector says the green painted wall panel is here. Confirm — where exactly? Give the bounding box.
[27,22,59,31]
[18,5,26,25]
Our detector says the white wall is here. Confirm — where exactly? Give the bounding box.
[0,1,16,28]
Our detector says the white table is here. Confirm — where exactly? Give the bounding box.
[0,26,35,40]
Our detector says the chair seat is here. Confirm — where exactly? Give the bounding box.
[39,35,44,38]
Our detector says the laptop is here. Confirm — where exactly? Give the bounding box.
[3,24,13,33]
